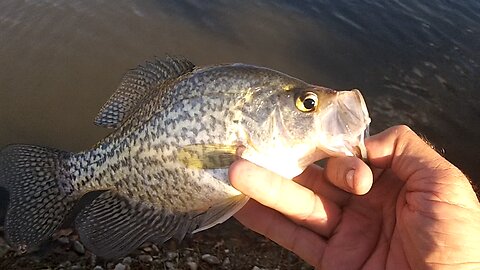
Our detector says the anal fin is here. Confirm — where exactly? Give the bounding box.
[75,190,248,258]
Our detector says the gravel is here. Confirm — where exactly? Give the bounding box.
[0,220,313,269]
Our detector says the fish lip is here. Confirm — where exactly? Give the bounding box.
[346,127,369,161]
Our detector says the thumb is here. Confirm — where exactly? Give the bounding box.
[366,125,478,208]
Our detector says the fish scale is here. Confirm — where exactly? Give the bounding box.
[0,56,370,258]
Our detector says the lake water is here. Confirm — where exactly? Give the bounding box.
[0,0,479,186]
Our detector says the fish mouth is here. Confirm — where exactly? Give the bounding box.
[316,89,371,160]
[346,127,369,161]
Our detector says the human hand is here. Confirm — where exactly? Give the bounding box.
[229,125,480,269]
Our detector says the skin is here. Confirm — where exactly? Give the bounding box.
[229,125,480,270]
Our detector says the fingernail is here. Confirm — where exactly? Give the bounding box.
[346,169,355,189]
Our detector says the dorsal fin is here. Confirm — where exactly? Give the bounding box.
[95,56,195,128]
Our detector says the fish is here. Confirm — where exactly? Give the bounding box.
[0,56,371,258]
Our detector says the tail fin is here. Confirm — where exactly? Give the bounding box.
[0,144,74,253]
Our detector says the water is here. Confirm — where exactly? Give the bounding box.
[0,0,479,185]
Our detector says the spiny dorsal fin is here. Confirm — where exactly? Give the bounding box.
[75,190,248,258]
[95,56,195,128]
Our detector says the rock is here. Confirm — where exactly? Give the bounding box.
[138,254,153,263]
[57,237,70,245]
[93,266,104,270]
[122,256,133,265]
[71,265,82,270]
[222,257,231,267]
[72,240,85,254]
[114,263,126,270]
[53,228,74,237]
[165,261,175,269]
[186,261,198,270]
[252,267,262,270]
[166,251,178,260]
[151,244,160,253]
[201,254,220,265]
[143,246,153,253]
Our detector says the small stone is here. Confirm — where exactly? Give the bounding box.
[57,237,70,245]
[114,263,126,270]
[53,228,74,237]
[165,261,175,269]
[71,265,82,270]
[138,254,153,263]
[93,266,104,270]
[252,267,262,270]
[186,256,195,262]
[73,240,85,254]
[122,256,132,265]
[186,261,198,270]
[224,249,229,253]
[201,254,220,265]
[166,251,178,260]
[143,246,153,253]
[222,257,231,267]
[151,244,160,253]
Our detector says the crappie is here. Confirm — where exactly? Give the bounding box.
[0,57,370,258]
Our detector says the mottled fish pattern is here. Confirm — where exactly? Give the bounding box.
[0,57,370,258]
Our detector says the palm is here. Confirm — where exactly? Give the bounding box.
[321,169,408,269]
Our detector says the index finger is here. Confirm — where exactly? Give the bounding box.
[229,159,342,237]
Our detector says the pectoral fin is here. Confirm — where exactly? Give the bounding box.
[178,144,238,169]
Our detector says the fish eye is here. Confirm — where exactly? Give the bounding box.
[295,92,318,112]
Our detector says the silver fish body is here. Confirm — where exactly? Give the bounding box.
[0,57,370,258]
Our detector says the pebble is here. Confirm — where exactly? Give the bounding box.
[71,265,82,270]
[72,240,85,254]
[165,261,175,269]
[57,237,70,245]
[93,266,104,270]
[222,257,231,267]
[122,256,133,265]
[151,244,160,253]
[114,263,126,270]
[166,251,178,260]
[138,254,153,263]
[186,261,198,270]
[201,254,220,265]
